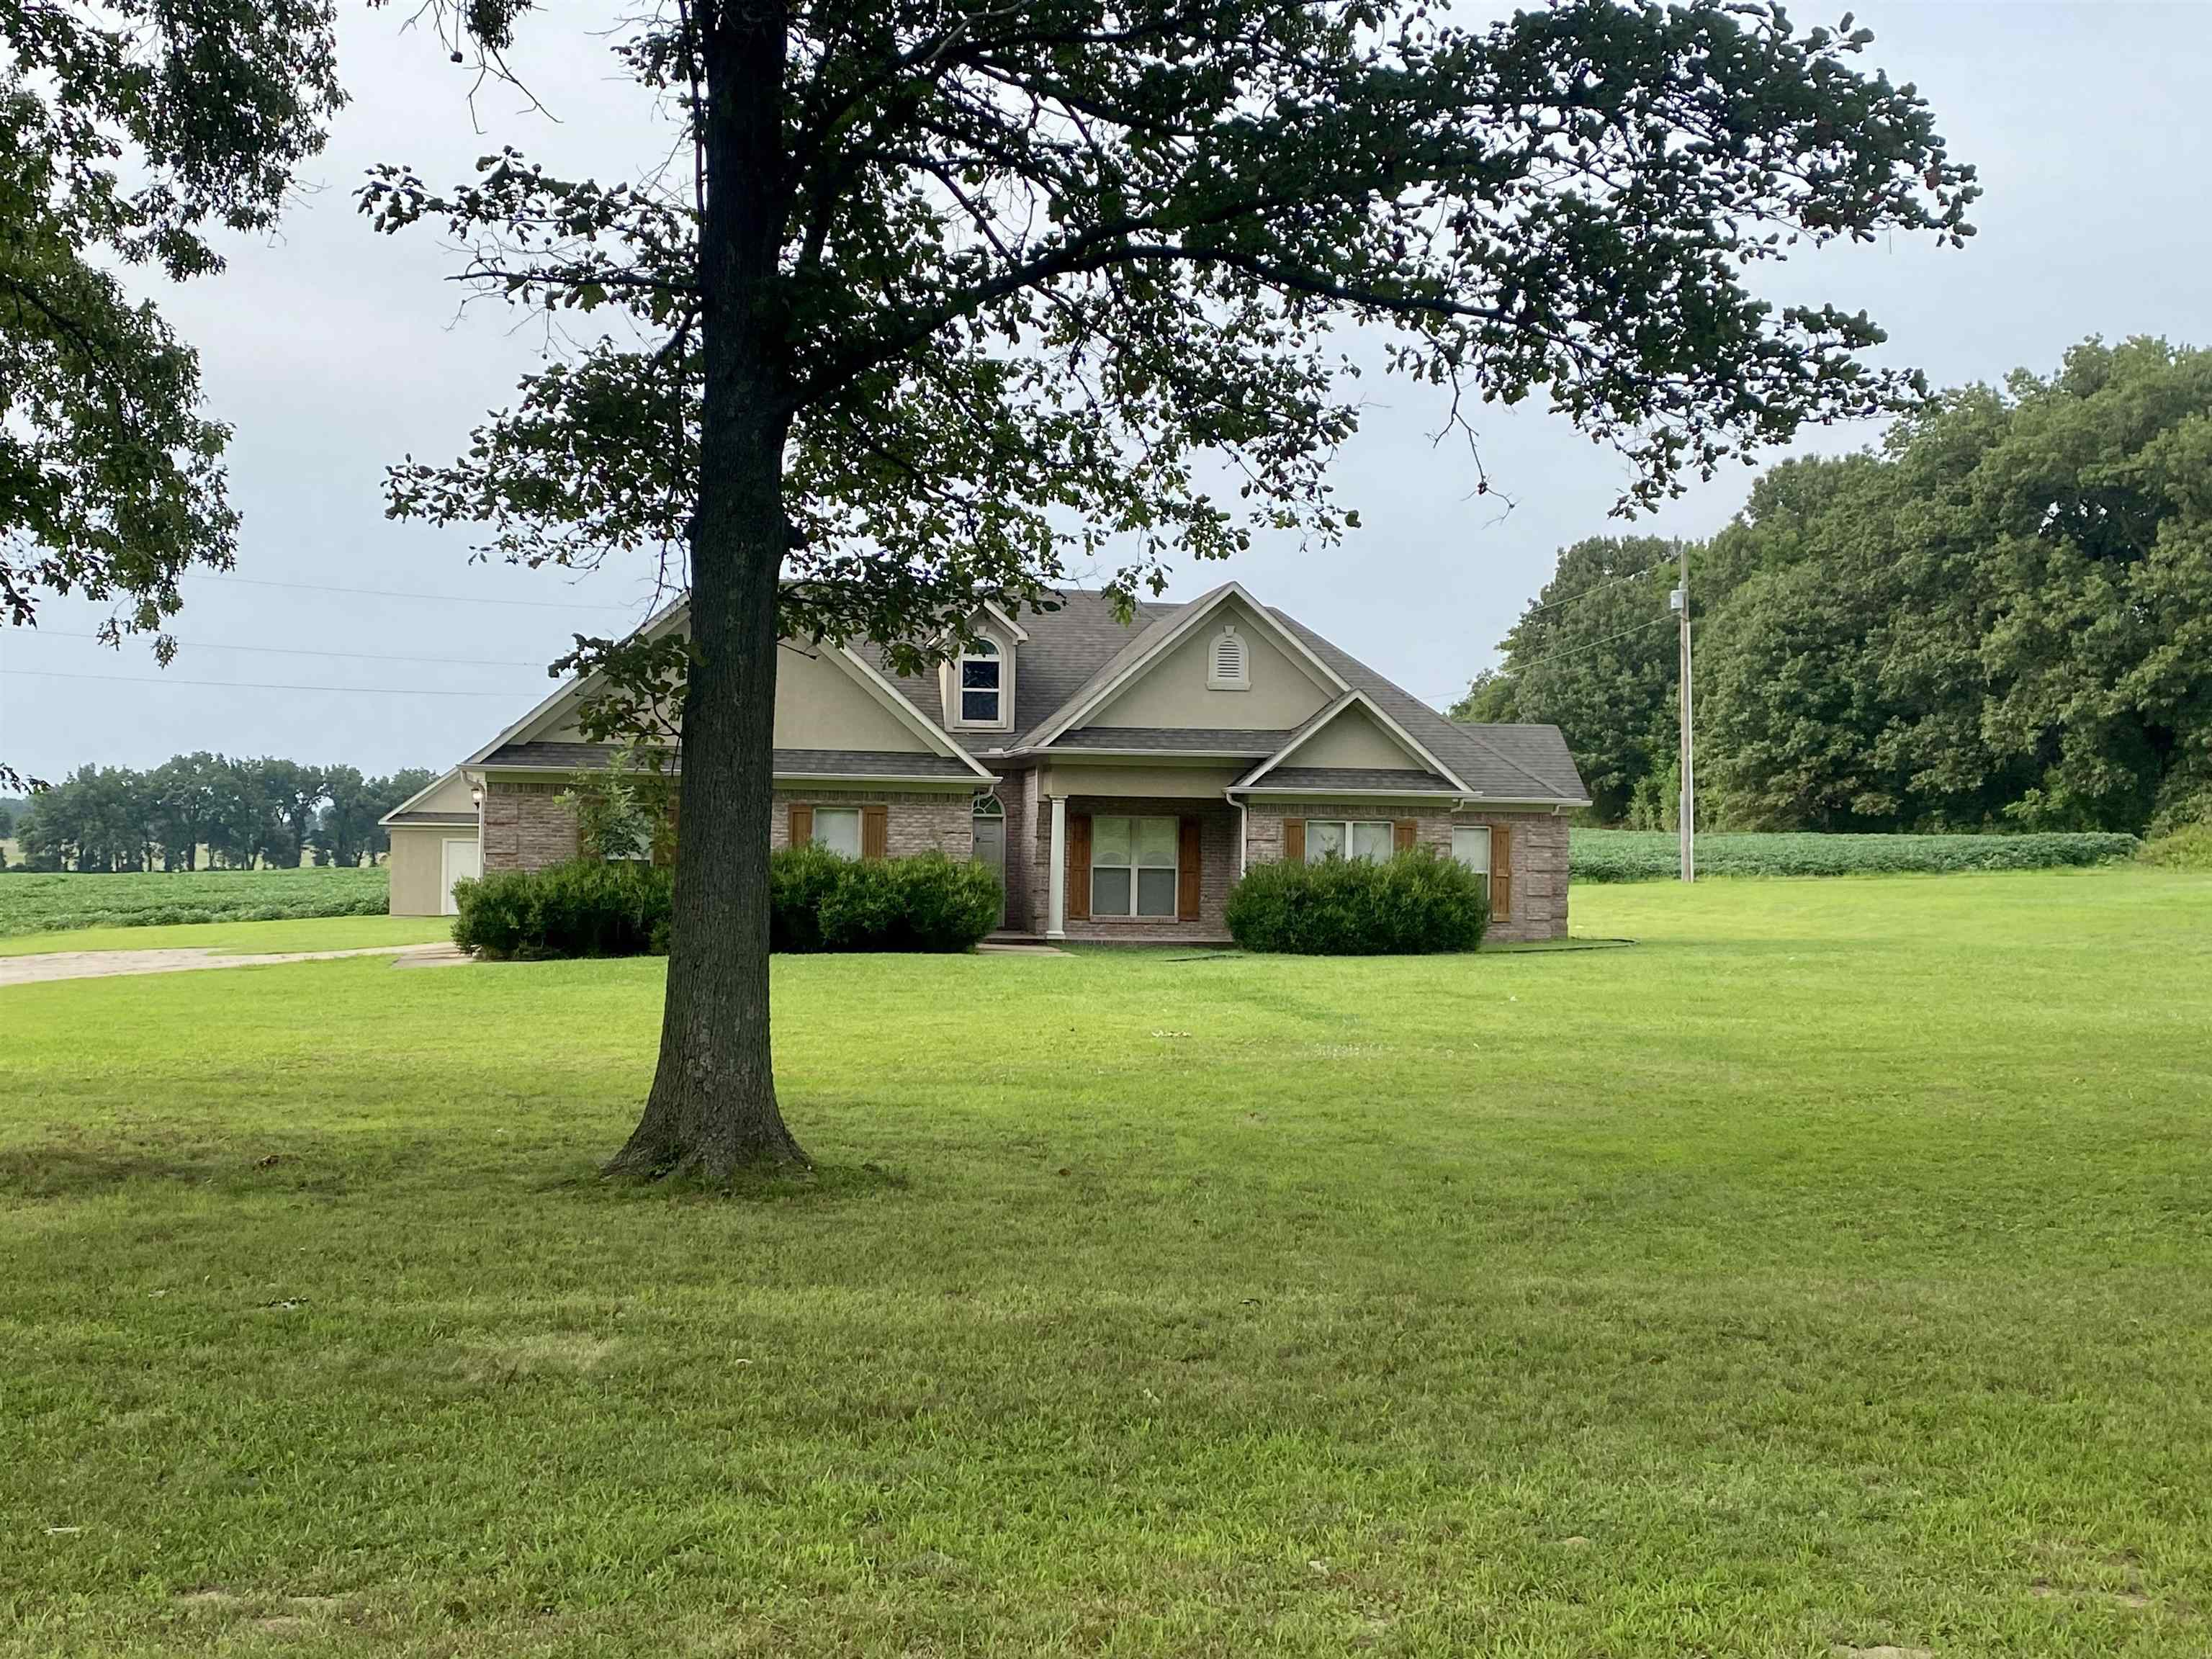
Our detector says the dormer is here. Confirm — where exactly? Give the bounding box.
[939,604,1025,734]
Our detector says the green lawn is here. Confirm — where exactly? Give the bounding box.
[0,867,390,937]
[5,868,2211,1656]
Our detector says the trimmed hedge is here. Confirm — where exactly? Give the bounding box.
[1570,829,2141,884]
[452,860,673,960]
[1225,847,1488,955]
[783,848,1001,953]
[457,848,1002,960]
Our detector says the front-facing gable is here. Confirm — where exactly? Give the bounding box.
[1027,584,1347,747]
[1085,593,1336,732]
[1235,690,1473,796]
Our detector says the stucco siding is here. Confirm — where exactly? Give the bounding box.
[1090,598,1334,730]
[770,642,940,752]
[1039,761,1247,799]
[1285,703,1424,770]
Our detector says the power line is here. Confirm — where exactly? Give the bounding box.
[4,668,529,698]
[31,630,554,669]
[1516,556,1675,622]
[1510,616,1674,674]
[191,573,649,611]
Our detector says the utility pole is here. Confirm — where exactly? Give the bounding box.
[1673,539,1696,882]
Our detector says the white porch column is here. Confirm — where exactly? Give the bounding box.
[1046,794,1068,940]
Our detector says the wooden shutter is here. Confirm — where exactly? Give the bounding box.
[1393,819,1418,855]
[1177,816,1202,921]
[1066,813,1092,920]
[1490,822,1513,921]
[861,804,889,860]
[1280,817,1305,863]
[787,802,812,849]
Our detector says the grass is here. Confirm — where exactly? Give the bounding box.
[1573,827,2139,882]
[0,866,389,937]
[4,867,2211,1656]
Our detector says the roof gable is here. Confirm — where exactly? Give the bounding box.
[1236,691,1473,794]
[1025,583,1347,750]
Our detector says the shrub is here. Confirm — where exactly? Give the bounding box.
[1570,829,2140,884]
[814,850,1002,952]
[2139,822,2212,871]
[768,842,849,953]
[1226,848,1488,955]
[452,860,673,960]
[459,848,1000,961]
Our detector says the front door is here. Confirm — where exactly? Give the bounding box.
[971,811,1007,928]
[440,837,482,916]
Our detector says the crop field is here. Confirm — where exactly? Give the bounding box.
[0,868,389,937]
[4,868,2210,1655]
[1570,827,2139,883]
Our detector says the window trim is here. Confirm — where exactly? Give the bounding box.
[811,805,863,859]
[1089,813,1179,919]
[949,631,1013,731]
[1451,823,1492,903]
[1297,819,1395,865]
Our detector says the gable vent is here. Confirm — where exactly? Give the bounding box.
[1208,625,1249,691]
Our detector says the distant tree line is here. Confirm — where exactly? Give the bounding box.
[1460,338,2212,835]
[6,757,436,873]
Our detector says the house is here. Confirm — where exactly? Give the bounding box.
[382,583,1589,940]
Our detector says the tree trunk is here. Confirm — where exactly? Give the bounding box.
[607,5,806,1180]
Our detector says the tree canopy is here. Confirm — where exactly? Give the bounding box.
[1462,337,2212,836]
[370,0,1976,1177]
[8,753,433,872]
[0,1,343,788]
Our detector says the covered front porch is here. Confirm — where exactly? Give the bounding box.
[1035,793,1241,943]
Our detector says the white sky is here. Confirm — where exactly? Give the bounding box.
[5,0,2210,780]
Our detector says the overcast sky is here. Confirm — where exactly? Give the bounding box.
[6,1,2210,783]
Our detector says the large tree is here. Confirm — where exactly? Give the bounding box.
[367,0,1974,1177]
[1,0,343,790]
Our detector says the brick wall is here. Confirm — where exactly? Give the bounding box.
[768,788,976,859]
[482,780,578,871]
[484,779,981,873]
[1061,796,1238,943]
[993,773,1033,932]
[1241,801,1569,943]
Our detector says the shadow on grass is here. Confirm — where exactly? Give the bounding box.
[0,1138,349,1201]
[542,1156,912,1206]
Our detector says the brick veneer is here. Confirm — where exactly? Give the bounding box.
[1060,796,1238,943]
[482,780,578,871]
[1241,801,1569,943]
[768,788,976,858]
[483,778,980,872]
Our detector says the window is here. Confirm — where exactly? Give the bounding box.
[1208,624,1249,690]
[1452,824,1491,902]
[1300,820,1395,864]
[812,806,862,859]
[959,638,1002,724]
[1092,815,1178,917]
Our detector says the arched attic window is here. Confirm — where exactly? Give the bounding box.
[1208,624,1249,691]
[959,637,1002,724]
